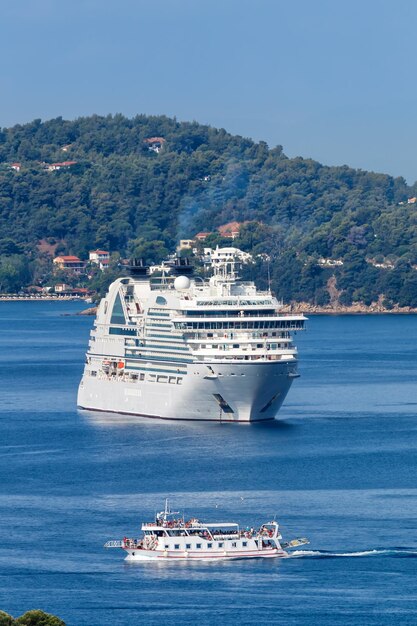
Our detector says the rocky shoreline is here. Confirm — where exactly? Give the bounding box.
[2,298,416,316]
[280,303,417,315]
[76,303,417,316]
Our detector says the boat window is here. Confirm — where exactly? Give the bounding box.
[177,378,182,385]
[164,544,169,549]
[91,371,97,377]
[218,542,223,548]
[232,542,237,547]
[207,543,212,548]
[243,541,247,547]
[139,373,145,381]
[110,292,126,324]
[186,543,191,549]
[196,543,202,549]
[174,544,180,550]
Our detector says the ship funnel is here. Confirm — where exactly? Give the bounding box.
[168,257,194,276]
[126,258,150,279]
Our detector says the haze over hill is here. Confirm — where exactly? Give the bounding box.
[1,114,417,307]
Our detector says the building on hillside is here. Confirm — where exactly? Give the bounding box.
[54,283,71,293]
[217,221,243,239]
[178,239,195,251]
[210,246,253,268]
[407,197,417,204]
[10,162,21,172]
[55,286,90,297]
[143,137,166,153]
[317,258,344,267]
[194,232,210,241]
[47,161,77,172]
[53,255,86,273]
[89,250,110,269]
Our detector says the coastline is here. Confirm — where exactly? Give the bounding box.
[1,296,417,315]
[280,303,417,315]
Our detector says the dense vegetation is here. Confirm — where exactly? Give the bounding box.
[0,609,65,625]
[1,114,417,305]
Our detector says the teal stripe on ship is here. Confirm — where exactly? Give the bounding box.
[142,343,189,351]
[125,354,193,364]
[145,323,172,329]
[147,333,184,340]
[126,364,187,375]
[109,327,137,336]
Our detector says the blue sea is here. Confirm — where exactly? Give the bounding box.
[1,302,417,626]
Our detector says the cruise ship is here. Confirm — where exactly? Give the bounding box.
[104,499,309,561]
[77,256,306,422]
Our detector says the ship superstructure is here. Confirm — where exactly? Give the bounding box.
[77,258,306,422]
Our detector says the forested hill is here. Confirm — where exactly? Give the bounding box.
[1,113,417,306]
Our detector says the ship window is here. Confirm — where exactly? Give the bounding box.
[243,541,247,547]
[91,371,97,377]
[186,543,191,549]
[257,344,263,348]
[165,544,169,549]
[232,542,237,547]
[177,378,182,385]
[157,375,167,383]
[218,542,224,548]
[174,544,180,550]
[139,373,145,381]
[169,376,176,384]
[110,293,126,324]
[233,344,239,348]
[196,543,202,549]
[208,333,213,338]
[207,543,212,548]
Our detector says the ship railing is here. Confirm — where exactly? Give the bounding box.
[104,540,124,548]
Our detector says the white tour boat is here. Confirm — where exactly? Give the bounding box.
[104,500,309,561]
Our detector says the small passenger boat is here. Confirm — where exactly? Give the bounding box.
[104,499,309,561]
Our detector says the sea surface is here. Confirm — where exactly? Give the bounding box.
[0,302,417,625]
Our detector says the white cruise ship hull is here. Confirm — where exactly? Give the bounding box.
[78,360,296,422]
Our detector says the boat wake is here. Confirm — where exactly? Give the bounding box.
[289,547,417,559]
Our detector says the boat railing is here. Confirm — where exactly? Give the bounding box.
[104,540,124,548]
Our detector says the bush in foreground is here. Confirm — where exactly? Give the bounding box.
[0,611,64,626]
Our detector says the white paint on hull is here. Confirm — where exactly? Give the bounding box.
[78,360,295,422]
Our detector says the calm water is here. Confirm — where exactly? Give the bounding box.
[1,302,417,625]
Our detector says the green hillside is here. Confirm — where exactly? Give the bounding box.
[1,113,417,305]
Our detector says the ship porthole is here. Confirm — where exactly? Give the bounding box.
[132,552,135,556]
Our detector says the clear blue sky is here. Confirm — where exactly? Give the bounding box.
[1,0,417,182]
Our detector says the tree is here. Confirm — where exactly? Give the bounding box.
[15,610,65,626]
